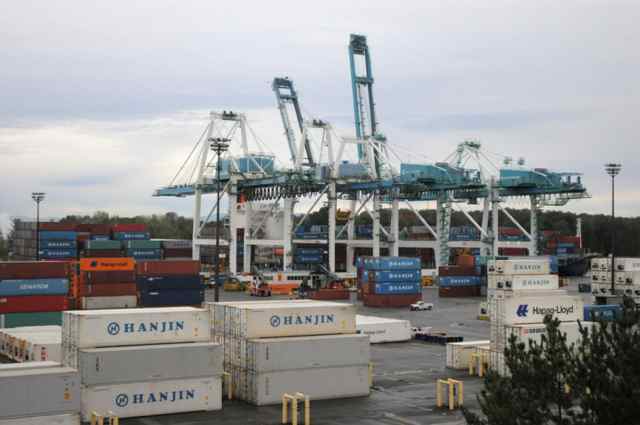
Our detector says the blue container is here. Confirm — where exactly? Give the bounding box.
[39,231,77,241]
[549,256,559,273]
[296,247,324,255]
[0,278,69,296]
[362,257,421,271]
[139,289,204,307]
[363,270,421,283]
[40,240,77,249]
[39,249,77,258]
[136,275,203,291]
[126,248,162,259]
[294,254,323,264]
[113,232,151,241]
[90,235,111,241]
[439,276,482,287]
[374,281,422,294]
[583,304,622,321]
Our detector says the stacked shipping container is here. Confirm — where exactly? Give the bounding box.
[136,260,204,307]
[591,257,640,299]
[0,262,70,314]
[73,258,137,309]
[438,265,483,297]
[358,257,422,307]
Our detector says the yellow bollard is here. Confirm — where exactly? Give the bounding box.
[436,379,464,410]
[282,393,311,425]
[90,412,103,425]
[282,394,290,424]
[368,363,374,387]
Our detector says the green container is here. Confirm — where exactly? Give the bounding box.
[86,240,122,250]
[0,312,63,328]
[125,240,162,249]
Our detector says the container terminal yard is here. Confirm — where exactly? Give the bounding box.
[0,25,637,425]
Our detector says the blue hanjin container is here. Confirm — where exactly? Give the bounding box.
[113,232,151,241]
[296,247,324,255]
[90,235,111,241]
[294,254,323,264]
[363,270,421,283]
[39,231,77,241]
[126,248,162,259]
[583,304,622,321]
[439,276,481,287]
[362,257,421,271]
[374,281,422,294]
[40,240,77,249]
[0,278,69,296]
[139,288,204,307]
[136,275,203,291]
[39,249,77,258]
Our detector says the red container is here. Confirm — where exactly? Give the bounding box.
[39,223,77,231]
[112,223,148,233]
[78,282,137,297]
[136,260,200,276]
[438,266,478,276]
[82,271,136,284]
[498,247,529,256]
[76,224,112,234]
[0,261,69,279]
[162,248,193,258]
[81,250,124,258]
[438,286,481,298]
[362,293,421,308]
[498,227,522,236]
[0,295,69,313]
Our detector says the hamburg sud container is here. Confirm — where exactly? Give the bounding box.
[0,366,80,419]
[488,258,551,275]
[488,274,559,291]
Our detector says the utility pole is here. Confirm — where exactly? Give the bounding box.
[605,163,621,294]
[210,137,230,302]
[32,192,45,261]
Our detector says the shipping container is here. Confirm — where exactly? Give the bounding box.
[25,333,61,362]
[360,257,421,270]
[38,231,77,241]
[112,224,148,233]
[245,365,369,405]
[155,239,192,249]
[85,240,121,251]
[0,295,69,314]
[136,275,202,290]
[495,322,595,352]
[39,223,77,232]
[488,274,559,291]
[362,270,421,283]
[373,282,422,295]
[496,295,584,325]
[79,342,223,385]
[162,248,193,258]
[112,232,151,241]
[126,249,162,259]
[82,271,136,284]
[0,366,80,418]
[356,315,412,343]
[81,250,124,258]
[81,376,221,421]
[76,224,111,234]
[62,307,209,350]
[138,289,204,307]
[0,361,60,371]
[0,413,80,425]
[245,334,368,372]
[295,247,324,255]
[79,296,137,310]
[39,249,77,259]
[438,286,481,297]
[0,262,68,279]
[614,257,640,272]
[488,258,551,275]
[124,240,162,250]
[78,283,137,297]
[446,340,490,369]
[438,265,480,277]
[583,304,622,321]
[362,293,421,307]
[0,312,62,327]
[0,278,69,296]
[40,240,77,249]
[439,276,481,287]
[136,260,202,276]
[79,258,134,272]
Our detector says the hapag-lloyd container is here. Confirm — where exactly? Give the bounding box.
[80,295,137,310]
[245,365,369,405]
[79,258,134,272]
[0,366,80,418]
[245,334,369,372]
[497,295,583,325]
[488,274,559,291]
[79,342,223,385]
[81,376,222,421]
[0,413,80,425]
[0,278,69,296]
[227,301,356,338]
[63,307,209,349]
[355,315,412,343]
[446,340,490,369]
[488,259,551,275]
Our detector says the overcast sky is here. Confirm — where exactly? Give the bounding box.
[1,0,638,234]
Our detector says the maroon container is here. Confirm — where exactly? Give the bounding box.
[438,286,481,298]
[362,293,421,307]
[76,224,112,234]
[0,295,70,313]
[136,260,200,276]
[112,223,148,233]
[78,282,137,297]
[0,261,69,279]
[81,250,124,258]
[163,248,193,258]
[40,223,77,231]
[438,266,479,276]
[81,271,136,284]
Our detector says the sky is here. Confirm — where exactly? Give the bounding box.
[1,0,638,234]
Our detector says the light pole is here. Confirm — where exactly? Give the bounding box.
[605,163,621,294]
[32,192,45,261]
[210,137,230,302]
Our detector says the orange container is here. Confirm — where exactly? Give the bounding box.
[79,257,135,271]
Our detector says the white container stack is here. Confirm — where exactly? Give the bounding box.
[446,340,490,369]
[207,300,370,405]
[591,257,640,299]
[487,257,588,375]
[0,326,61,362]
[62,307,222,421]
[0,362,80,424]
[356,315,412,343]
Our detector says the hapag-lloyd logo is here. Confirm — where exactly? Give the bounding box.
[515,304,575,318]
[114,389,195,407]
[269,314,335,327]
[106,320,185,335]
